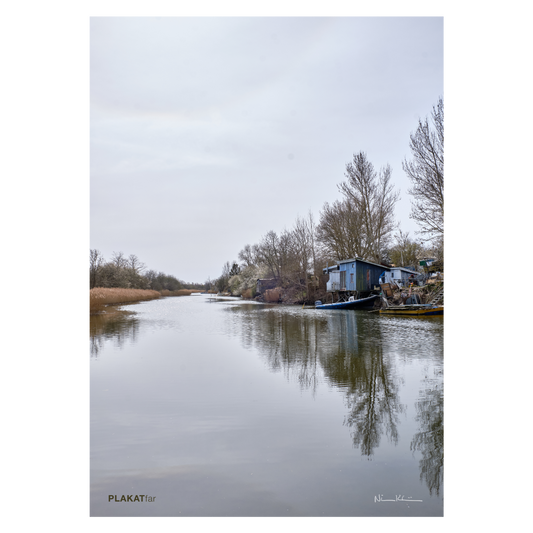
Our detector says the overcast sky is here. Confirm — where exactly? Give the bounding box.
[90,17,443,283]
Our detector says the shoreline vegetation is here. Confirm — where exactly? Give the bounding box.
[90,287,203,315]
[209,99,444,305]
[89,250,207,314]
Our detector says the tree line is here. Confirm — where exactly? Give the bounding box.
[212,98,444,298]
[89,250,204,291]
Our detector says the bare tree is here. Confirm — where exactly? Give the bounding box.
[111,251,128,268]
[292,210,319,277]
[127,254,146,275]
[292,215,312,277]
[238,243,259,268]
[255,231,282,279]
[388,229,423,267]
[125,254,147,289]
[339,152,399,263]
[250,230,297,283]
[215,261,232,292]
[403,97,444,240]
[317,199,367,261]
[289,211,323,298]
[89,249,104,288]
[100,251,129,286]
[305,211,318,277]
[277,230,297,282]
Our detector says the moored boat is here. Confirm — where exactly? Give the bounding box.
[379,304,443,316]
[315,294,379,310]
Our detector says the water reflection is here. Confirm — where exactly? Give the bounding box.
[90,310,140,357]
[90,298,444,513]
[410,367,444,495]
[226,305,327,395]
[327,345,403,456]
[225,306,405,456]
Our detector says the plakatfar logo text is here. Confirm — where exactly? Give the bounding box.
[108,495,156,503]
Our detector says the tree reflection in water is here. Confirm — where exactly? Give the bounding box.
[410,367,443,495]
[225,306,404,456]
[328,345,403,457]
[90,310,140,357]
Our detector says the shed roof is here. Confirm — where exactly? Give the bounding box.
[337,257,390,270]
[391,267,419,275]
[323,257,390,274]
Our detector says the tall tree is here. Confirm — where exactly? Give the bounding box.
[403,97,444,240]
[89,249,104,288]
[127,254,145,275]
[292,211,319,278]
[338,152,400,263]
[317,199,366,261]
[238,244,259,268]
[255,231,282,279]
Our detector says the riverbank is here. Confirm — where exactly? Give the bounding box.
[90,287,203,314]
[237,281,443,308]
[242,286,328,305]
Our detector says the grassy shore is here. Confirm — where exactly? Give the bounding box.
[90,288,161,314]
[90,287,204,314]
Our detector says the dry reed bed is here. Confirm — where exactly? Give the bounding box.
[90,288,161,313]
[90,287,204,314]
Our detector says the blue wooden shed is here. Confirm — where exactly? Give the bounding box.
[324,258,389,294]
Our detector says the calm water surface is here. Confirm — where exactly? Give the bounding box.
[90,294,443,516]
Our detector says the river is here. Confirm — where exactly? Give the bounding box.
[90,294,443,517]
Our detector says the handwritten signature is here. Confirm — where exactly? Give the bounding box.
[374,494,423,503]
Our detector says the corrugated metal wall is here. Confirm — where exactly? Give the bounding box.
[355,262,383,291]
[338,260,384,292]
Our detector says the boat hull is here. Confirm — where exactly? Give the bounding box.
[379,305,443,316]
[315,295,379,310]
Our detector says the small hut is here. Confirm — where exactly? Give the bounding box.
[324,258,389,296]
[380,267,420,288]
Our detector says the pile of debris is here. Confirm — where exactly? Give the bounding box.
[379,280,444,307]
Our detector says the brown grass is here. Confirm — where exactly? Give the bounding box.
[160,289,203,296]
[90,287,161,314]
